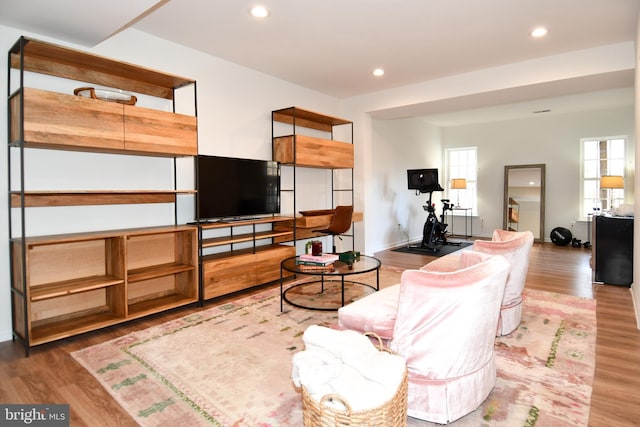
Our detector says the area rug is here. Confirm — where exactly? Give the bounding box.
[393,241,471,257]
[71,269,596,427]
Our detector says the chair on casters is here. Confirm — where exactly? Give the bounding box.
[313,205,354,253]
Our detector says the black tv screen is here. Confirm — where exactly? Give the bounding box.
[196,155,280,220]
[407,168,443,193]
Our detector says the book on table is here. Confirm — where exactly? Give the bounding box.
[297,263,335,272]
[298,253,339,265]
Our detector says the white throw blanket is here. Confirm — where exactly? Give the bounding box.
[291,325,406,412]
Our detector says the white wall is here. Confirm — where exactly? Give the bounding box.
[368,118,443,251]
[0,25,343,342]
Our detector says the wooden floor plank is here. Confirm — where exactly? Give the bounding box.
[0,241,638,426]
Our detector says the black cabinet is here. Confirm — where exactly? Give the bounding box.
[593,216,633,286]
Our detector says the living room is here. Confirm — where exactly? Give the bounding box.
[0,2,639,424]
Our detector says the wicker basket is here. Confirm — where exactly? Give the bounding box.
[301,335,408,427]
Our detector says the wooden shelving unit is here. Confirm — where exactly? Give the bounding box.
[7,36,199,353]
[271,106,355,251]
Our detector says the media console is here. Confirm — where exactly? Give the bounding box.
[198,216,295,300]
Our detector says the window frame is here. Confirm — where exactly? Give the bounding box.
[445,146,478,215]
[580,136,626,217]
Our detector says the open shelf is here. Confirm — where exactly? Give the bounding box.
[128,262,196,283]
[201,229,294,248]
[31,309,124,346]
[30,275,124,301]
[10,37,194,99]
[11,190,196,207]
[128,293,198,319]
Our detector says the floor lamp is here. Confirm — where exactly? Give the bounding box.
[600,175,624,212]
[451,178,467,207]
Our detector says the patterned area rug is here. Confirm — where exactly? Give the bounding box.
[71,268,596,426]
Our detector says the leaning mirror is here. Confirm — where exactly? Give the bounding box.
[503,164,545,242]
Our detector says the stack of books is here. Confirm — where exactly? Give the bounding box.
[296,253,339,271]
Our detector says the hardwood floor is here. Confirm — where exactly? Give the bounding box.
[1,242,638,426]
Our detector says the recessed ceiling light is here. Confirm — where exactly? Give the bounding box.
[250,5,270,18]
[530,27,548,38]
[373,68,384,77]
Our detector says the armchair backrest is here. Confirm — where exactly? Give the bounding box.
[472,229,534,308]
[389,251,510,380]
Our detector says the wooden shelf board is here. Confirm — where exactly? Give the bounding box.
[30,309,123,346]
[201,230,294,248]
[10,190,195,207]
[198,216,294,230]
[30,275,124,302]
[272,107,351,132]
[11,37,195,99]
[14,225,196,247]
[127,293,197,319]
[127,262,196,283]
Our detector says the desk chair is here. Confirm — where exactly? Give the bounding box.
[313,205,353,253]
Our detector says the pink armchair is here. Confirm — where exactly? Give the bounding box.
[338,251,510,423]
[470,229,534,335]
[422,229,534,336]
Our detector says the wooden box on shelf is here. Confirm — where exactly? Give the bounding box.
[10,87,197,156]
[273,134,354,168]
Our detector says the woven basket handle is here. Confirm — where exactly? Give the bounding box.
[319,394,352,416]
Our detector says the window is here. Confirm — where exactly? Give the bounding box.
[446,147,477,214]
[582,137,625,216]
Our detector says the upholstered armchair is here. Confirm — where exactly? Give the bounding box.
[338,251,510,424]
[471,229,534,335]
[422,229,534,336]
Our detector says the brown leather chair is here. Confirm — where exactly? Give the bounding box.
[313,205,353,252]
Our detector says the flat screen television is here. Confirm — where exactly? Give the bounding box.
[407,168,444,193]
[196,155,280,221]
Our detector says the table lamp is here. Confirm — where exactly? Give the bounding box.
[599,175,623,211]
[451,178,467,207]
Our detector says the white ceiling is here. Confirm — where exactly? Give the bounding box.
[0,0,638,124]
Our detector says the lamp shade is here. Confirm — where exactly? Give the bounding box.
[600,175,624,189]
[451,178,467,190]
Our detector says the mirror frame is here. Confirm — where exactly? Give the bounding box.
[503,164,546,242]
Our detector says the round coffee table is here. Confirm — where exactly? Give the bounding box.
[280,255,381,311]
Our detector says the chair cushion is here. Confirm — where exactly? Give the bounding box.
[337,285,400,340]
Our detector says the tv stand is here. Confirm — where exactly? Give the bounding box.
[198,216,295,300]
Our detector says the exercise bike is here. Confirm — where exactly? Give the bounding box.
[420,191,460,252]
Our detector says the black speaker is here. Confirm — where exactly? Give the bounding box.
[550,227,572,246]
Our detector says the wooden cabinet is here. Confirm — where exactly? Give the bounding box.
[271,107,355,249]
[10,87,197,156]
[592,215,633,286]
[8,36,199,353]
[199,217,295,300]
[273,134,353,168]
